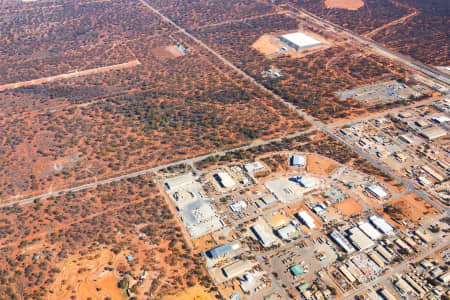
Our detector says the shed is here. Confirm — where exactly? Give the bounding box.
[251,223,278,248]
[366,185,388,199]
[297,283,310,292]
[348,227,375,250]
[358,222,382,240]
[215,171,236,188]
[276,224,297,240]
[222,260,252,278]
[207,243,233,259]
[296,211,316,229]
[291,155,306,167]
[290,264,305,276]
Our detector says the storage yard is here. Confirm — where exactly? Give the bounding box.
[160,150,448,299]
[336,97,449,205]
[336,80,428,106]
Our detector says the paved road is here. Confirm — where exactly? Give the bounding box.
[5,0,446,215]
[342,241,450,299]
[0,129,314,208]
[328,95,447,129]
[139,0,448,214]
[284,5,450,86]
[0,2,447,299]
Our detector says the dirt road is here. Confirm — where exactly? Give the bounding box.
[0,60,141,92]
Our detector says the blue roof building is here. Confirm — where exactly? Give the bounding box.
[207,243,233,259]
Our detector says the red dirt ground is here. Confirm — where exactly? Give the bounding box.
[325,0,364,10]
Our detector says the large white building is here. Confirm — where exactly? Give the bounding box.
[215,171,236,188]
[366,184,388,199]
[244,161,265,173]
[330,231,356,254]
[222,260,252,278]
[276,224,297,240]
[291,155,306,167]
[369,215,394,234]
[348,227,375,250]
[251,223,278,248]
[279,32,322,50]
[296,211,316,229]
[358,222,383,240]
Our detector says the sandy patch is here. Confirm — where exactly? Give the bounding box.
[325,0,364,10]
[252,34,285,57]
[150,45,185,60]
[306,154,339,177]
[334,197,364,217]
[163,284,216,300]
[380,193,439,226]
[48,249,124,300]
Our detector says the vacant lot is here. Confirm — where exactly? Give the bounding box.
[306,154,339,176]
[0,175,217,299]
[325,0,364,10]
[381,193,439,223]
[334,197,365,217]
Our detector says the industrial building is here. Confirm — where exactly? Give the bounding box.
[432,115,450,123]
[206,241,240,259]
[244,161,265,173]
[420,126,448,140]
[348,227,375,250]
[290,264,306,276]
[251,222,278,248]
[375,245,394,262]
[230,200,247,212]
[338,265,356,283]
[366,184,388,199]
[394,276,413,295]
[421,165,446,182]
[279,32,322,50]
[222,260,252,278]
[312,204,326,215]
[403,274,426,296]
[164,173,195,190]
[215,171,236,188]
[291,155,306,167]
[260,194,278,206]
[404,237,419,250]
[395,239,412,253]
[276,224,297,240]
[378,288,397,300]
[368,251,386,267]
[293,175,316,188]
[439,271,450,283]
[358,222,383,240]
[330,231,356,254]
[369,215,394,234]
[414,229,432,243]
[296,211,316,229]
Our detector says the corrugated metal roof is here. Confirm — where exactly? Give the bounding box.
[207,243,232,258]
